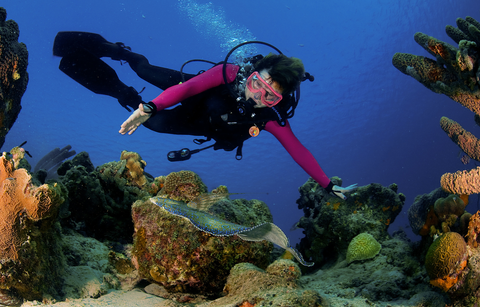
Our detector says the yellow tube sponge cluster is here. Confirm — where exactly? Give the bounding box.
[346,233,381,264]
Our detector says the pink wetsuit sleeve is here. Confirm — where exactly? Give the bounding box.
[265,120,331,188]
[150,64,240,110]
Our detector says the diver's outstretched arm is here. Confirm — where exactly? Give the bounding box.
[119,64,239,135]
[265,120,357,199]
[119,103,152,135]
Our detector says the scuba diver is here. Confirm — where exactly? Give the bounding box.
[53,31,357,199]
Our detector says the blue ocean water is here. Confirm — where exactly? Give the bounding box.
[2,0,480,245]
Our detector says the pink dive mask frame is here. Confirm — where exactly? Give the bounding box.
[246,71,283,107]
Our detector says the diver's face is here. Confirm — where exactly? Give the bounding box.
[245,70,283,108]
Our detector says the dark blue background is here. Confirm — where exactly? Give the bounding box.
[3,0,480,244]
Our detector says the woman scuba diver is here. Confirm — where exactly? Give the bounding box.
[53,31,357,199]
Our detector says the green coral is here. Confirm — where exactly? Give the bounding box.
[425,232,467,281]
[346,233,381,263]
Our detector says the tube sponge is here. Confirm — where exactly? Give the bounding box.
[441,167,480,195]
[346,233,381,264]
[440,117,480,162]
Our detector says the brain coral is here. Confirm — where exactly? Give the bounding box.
[163,170,207,202]
[346,233,381,264]
[425,232,468,292]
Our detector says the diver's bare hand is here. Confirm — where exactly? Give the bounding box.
[119,104,151,135]
[332,184,358,200]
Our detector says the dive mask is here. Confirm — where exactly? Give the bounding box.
[246,71,283,107]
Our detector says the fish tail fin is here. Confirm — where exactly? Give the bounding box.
[187,192,233,211]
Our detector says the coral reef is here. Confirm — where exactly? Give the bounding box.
[162,170,207,202]
[296,177,405,269]
[409,188,480,304]
[425,232,468,292]
[408,188,470,240]
[0,7,28,149]
[466,211,480,248]
[60,231,125,299]
[119,150,147,188]
[422,214,480,306]
[3,149,467,306]
[392,16,480,195]
[212,260,327,307]
[301,231,445,305]
[0,151,67,301]
[9,143,31,170]
[58,151,151,242]
[434,194,467,233]
[346,232,382,264]
[131,195,273,294]
[408,187,450,236]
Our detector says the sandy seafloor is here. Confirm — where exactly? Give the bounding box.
[19,290,441,307]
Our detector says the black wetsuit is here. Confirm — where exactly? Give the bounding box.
[53,31,276,153]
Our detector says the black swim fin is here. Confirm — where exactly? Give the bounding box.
[59,50,142,111]
[53,31,130,61]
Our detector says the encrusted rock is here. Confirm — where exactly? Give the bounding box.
[296,177,404,269]
[131,196,273,294]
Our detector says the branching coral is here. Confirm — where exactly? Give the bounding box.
[393,16,480,195]
[120,150,147,187]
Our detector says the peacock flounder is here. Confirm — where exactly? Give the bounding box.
[150,195,314,267]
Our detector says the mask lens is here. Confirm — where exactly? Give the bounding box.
[246,72,282,107]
